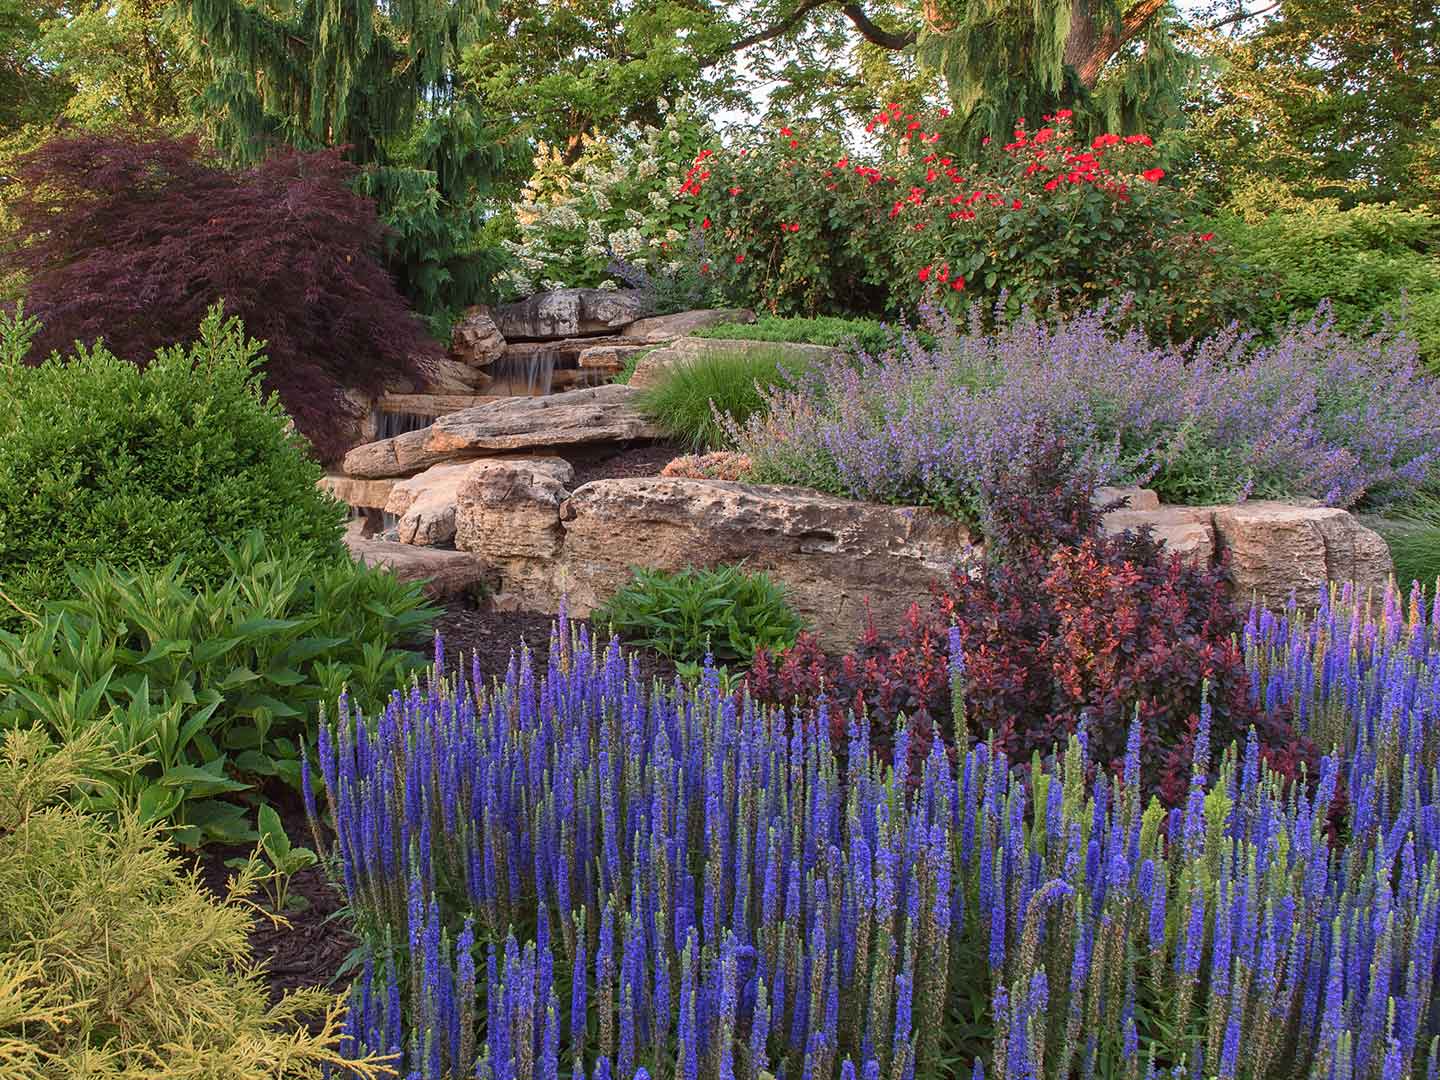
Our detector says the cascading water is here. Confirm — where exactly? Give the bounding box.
[376,411,440,440]
[489,347,556,396]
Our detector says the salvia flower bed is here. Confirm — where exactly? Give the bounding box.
[310,590,1440,1080]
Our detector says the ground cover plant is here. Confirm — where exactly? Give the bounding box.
[0,728,388,1079]
[591,564,803,677]
[0,532,436,845]
[0,305,348,629]
[730,303,1440,519]
[1,134,438,460]
[312,582,1440,1079]
[637,346,812,451]
[691,316,900,354]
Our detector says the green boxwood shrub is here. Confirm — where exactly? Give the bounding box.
[0,304,347,629]
[691,314,900,353]
[591,563,804,673]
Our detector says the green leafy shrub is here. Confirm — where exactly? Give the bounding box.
[0,304,347,630]
[0,727,387,1079]
[0,532,436,845]
[1211,203,1440,365]
[637,347,807,450]
[591,564,804,671]
[691,314,899,352]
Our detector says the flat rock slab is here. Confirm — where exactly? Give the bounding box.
[342,384,663,479]
[383,461,481,547]
[552,478,972,650]
[494,288,650,340]
[320,473,396,511]
[376,393,502,415]
[628,336,844,390]
[345,533,485,600]
[621,308,756,343]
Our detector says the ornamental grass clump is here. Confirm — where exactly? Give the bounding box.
[733,302,1440,515]
[315,608,1440,1080]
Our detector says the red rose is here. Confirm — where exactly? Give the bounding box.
[1200,231,1215,242]
[952,276,965,291]
[918,266,931,282]
[780,126,793,136]
[1142,167,1165,183]
[1012,198,1023,210]
[735,254,745,264]
[1056,108,1073,119]
[729,186,742,196]
[702,217,711,229]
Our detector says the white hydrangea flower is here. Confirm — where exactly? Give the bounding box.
[541,278,568,291]
[583,243,606,258]
[637,159,658,179]
[666,260,683,274]
[592,190,611,213]
[648,190,669,211]
[597,279,620,291]
[664,228,680,243]
[624,209,645,225]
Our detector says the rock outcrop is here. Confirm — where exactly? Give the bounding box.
[450,306,506,368]
[383,461,479,547]
[493,288,650,340]
[344,526,487,599]
[342,384,662,479]
[621,308,756,343]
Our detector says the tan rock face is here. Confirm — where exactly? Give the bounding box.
[621,308,757,343]
[344,533,487,599]
[425,356,496,394]
[534,478,972,650]
[1211,502,1392,609]
[383,461,480,547]
[450,306,505,368]
[577,343,652,373]
[342,384,663,479]
[319,473,396,511]
[627,336,843,390]
[455,457,575,560]
[493,289,650,340]
[1100,506,1216,566]
[1095,486,1161,512]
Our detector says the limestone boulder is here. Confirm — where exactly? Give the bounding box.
[320,473,396,511]
[1211,502,1392,609]
[628,336,843,390]
[383,461,480,546]
[1095,486,1161,512]
[343,384,663,479]
[344,532,486,599]
[425,355,495,394]
[494,289,650,340]
[621,308,757,343]
[577,343,652,373]
[1100,505,1216,566]
[450,306,505,368]
[456,457,575,560]
[553,478,974,650]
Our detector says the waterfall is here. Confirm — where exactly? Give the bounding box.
[376,411,440,440]
[490,347,556,396]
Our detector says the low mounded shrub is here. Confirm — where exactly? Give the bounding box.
[0,728,383,1078]
[0,532,436,845]
[0,305,348,629]
[638,347,810,451]
[2,133,439,459]
[733,303,1440,516]
[591,563,803,671]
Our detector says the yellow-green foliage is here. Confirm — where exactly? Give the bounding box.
[0,729,393,1079]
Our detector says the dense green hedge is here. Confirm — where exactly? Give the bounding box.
[0,304,346,628]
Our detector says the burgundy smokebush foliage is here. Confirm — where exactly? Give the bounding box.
[3,133,439,459]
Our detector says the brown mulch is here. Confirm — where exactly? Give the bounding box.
[194,792,354,1014]
[433,598,678,688]
[567,440,681,488]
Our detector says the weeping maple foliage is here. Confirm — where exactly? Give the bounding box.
[3,132,439,460]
